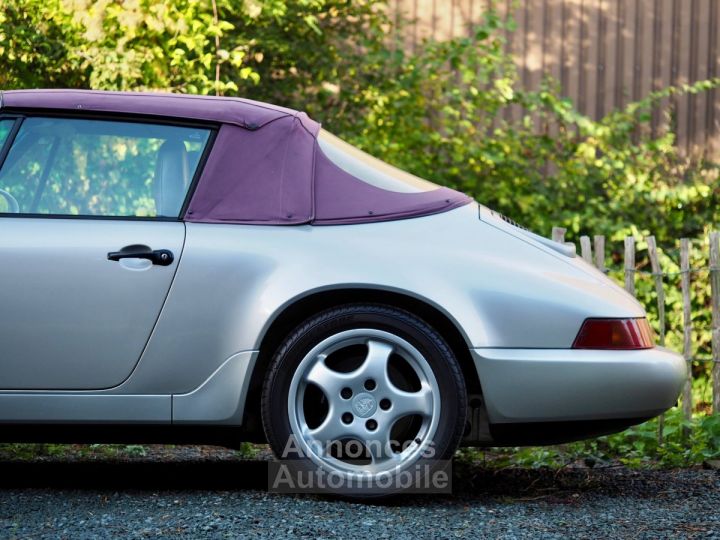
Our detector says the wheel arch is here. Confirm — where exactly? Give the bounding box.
[241,287,482,440]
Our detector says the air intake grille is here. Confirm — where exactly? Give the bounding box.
[492,210,528,231]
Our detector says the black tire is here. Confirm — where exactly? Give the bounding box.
[261,303,467,497]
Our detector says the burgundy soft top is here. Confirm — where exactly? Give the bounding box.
[1,89,471,225]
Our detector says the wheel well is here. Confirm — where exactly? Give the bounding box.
[241,288,482,441]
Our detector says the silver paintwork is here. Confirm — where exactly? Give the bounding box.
[118,202,646,398]
[0,201,685,439]
[287,329,440,476]
[0,394,170,423]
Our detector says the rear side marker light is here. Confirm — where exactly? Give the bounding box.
[572,318,655,350]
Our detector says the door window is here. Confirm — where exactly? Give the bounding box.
[0,117,212,217]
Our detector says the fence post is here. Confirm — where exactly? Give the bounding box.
[579,236,592,264]
[710,232,720,414]
[646,236,666,345]
[680,238,693,437]
[646,236,666,444]
[624,236,636,295]
[552,227,566,244]
[594,235,605,272]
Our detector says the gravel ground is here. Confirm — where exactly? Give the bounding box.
[0,447,718,539]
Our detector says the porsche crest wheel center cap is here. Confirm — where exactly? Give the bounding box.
[352,393,377,418]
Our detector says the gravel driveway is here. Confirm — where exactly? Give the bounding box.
[0,447,717,539]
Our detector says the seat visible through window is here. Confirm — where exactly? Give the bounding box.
[153,140,190,217]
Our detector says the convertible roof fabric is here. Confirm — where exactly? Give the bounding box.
[1,90,471,225]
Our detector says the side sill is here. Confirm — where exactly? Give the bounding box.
[0,394,170,424]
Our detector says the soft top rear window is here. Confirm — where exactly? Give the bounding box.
[317,130,439,194]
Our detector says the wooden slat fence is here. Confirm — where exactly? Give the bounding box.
[390,0,720,157]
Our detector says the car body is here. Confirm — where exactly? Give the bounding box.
[0,90,684,493]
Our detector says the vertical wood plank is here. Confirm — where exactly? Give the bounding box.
[595,0,607,119]
[594,235,606,271]
[650,0,663,136]
[619,0,637,110]
[685,0,709,155]
[710,231,720,413]
[631,0,643,104]
[613,0,627,110]
[638,0,656,102]
[552,226,567,243]
[509,1,527,122]
[521,0,531,91]
[544,0,563,140]
[624,236,636,295]
[600,0,617,118]
[578,0,590,112]
[655,0,674,138]
[707,0,719,157]
[584,0,600,117]
[560,0,570,93]
[691,0,711,155]
[636,0,655,139]
[416,0,437,43]
[680,238,693,437]
[563,0,582,108]
[580,235,593,264]
[676,0,692,153]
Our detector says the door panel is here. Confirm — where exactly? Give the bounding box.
[0,218,184,389]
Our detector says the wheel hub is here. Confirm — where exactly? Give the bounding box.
[351,392,377,418]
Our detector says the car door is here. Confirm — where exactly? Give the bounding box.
[0,115,213,390]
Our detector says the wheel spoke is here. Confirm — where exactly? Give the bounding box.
[366,426,396,465]
[387,384,434,421]
[304,355,348,397]
[307,414,349,447]
[357,339,394,388]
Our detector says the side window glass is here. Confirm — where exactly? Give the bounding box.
[0,119,20,212]
[0,119,13,148]
[0,117,211,217]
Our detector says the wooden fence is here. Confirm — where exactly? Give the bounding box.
[551,226,720,440]
[389,0,720,157]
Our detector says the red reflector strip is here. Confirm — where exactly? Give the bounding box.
[572,318,655,350]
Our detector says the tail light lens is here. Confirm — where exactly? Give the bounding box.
[572,318,654,350]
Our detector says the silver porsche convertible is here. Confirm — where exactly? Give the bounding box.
[0,90,684,495]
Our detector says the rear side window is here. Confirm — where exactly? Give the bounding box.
[0,119,13,148]
[317,129,439,194]
[0,117,212,218]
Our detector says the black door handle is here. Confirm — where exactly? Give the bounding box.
[107,246,174,266]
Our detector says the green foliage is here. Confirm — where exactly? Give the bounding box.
[0,0,384,96]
